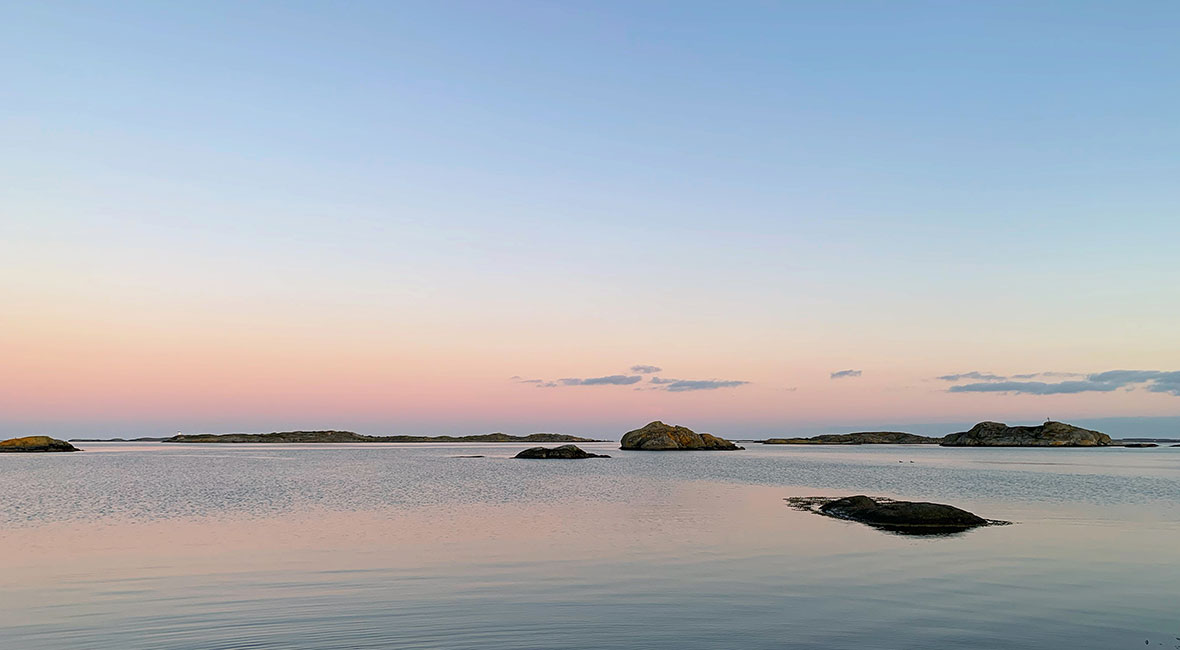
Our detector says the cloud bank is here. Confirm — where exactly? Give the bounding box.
[942,369,1180,396]
[830,369,862,379]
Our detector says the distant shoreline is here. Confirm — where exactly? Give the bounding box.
[62,422,1180,446]
[136,431,599,444]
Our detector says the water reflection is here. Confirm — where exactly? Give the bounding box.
[0,444,1178,649]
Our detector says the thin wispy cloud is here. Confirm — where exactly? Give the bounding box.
[937,371,1005,382]
[944,369,1180,396]
[949,380,1120,395]
[830,369,862,379]
[938,371,1085,382]
[514,366,749,392]
[662,379,749,392]
[511,376,558,388]
[1010,371,1086,379]
[559,375,643,386]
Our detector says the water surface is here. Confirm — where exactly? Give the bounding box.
[1,442,1177,649]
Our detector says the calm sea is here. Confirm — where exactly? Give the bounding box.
[1,442,1177,649]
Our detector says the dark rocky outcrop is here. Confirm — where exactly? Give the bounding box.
[787,495,996,534]
[1121,443,1159,448]
[514,445,610,459]
[941,421,1111,447]
[0,436,80,453]
[765,432,940,445]
[162,431,598,443]
[819,495,989,531]
[619,421,742,451]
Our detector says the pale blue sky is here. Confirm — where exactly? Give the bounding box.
[3,2,1179,436]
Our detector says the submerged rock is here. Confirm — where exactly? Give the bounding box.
[0,436,80,453]
[764,432,940,445]
[514,444,610,459]
[941,421,1111,447]
[619,421,742,451]
[1121,443,1158,448]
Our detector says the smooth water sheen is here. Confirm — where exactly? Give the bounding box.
[2,442,1178,649]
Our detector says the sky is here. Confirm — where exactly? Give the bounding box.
[2,2,1179,438]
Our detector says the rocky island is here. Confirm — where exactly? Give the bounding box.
[162,431,599,443]
[514,445,610,459]
[941,421,1111,447]
[764,432,941,445]
[0,436,80,453]
[619,421,743,450]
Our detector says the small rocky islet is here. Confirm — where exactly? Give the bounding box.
[619,421,743,450]
[514,445,610,459]
[788,495,1004,535]
[940,421,1111,447]
[0,436,80,453]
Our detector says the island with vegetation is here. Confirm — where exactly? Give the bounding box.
[941,421,1111,447]
[0,436,80,453]
[160,430,599,444]
[764,432,941,445]
[619,421,742,450]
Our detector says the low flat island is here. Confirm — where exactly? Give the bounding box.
[764,432,940,445]
[159,431,600,444]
